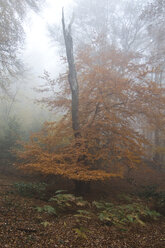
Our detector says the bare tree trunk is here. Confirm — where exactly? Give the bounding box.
[74,180,91,196]
[62,9,89,195]
[62,9,80,138]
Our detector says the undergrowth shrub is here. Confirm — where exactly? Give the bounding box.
[49,190,88,213]
[93,200,160,227]
[34,190,161,230]
[0,117,22,164]
[139,185,165,215]
[139,185,158,198]
[35,191,88,219]
[117,194,132,203]
[13,182,47,198]
[36,205,57,215]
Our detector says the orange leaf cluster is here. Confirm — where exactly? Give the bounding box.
[15,44,165,181]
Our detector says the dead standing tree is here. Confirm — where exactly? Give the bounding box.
[62,9,87,194]
[62,9,80,138]
[62,9,91,194]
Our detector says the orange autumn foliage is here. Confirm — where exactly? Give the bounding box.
[15,44,165,181]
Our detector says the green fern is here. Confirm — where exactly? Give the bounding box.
[93,200,161,227]
[36,205,57,215]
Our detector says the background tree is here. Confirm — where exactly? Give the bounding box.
[0,0,44,96]
[141,0,165,166]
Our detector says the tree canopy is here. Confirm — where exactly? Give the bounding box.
[15,0,165,182]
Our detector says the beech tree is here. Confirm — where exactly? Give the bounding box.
[15,37,165,183]
[15,1,165,191]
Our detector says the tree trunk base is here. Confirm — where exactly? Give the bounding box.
[74,180,91,196]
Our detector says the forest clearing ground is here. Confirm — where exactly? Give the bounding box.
[0,169,164,248]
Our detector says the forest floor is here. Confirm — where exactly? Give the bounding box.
[0,168,165,248]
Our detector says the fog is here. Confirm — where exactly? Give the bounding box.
[0,1,165,245]
[0,0,74,136]
[0,0,165,169]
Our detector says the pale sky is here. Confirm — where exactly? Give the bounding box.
[6,1,75,125]
[23,0,74,77]
[14,0,75,119]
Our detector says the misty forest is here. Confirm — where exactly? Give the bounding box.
[0,0,165,247]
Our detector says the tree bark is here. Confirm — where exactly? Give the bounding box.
[62,9,80,138]
[62,9,89,194]
[74,180,91,196]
